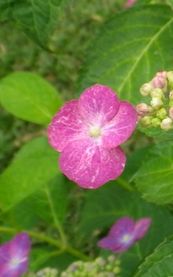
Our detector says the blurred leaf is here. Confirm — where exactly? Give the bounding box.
[0,72,62,124]
[0,0,68,46]
[6,175,70,229]
[0,136,60,211]
[79,5,173,103]
[134,142,173,205]
[134,236,173,276]
[79,183,173,276]
[30,246,76,271]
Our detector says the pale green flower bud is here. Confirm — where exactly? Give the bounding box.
[136,103,152,116]
[169,91,173,100]
[140,83,152,96]
[150,97,163,109]
[169,107,173,119]
[151,118,161,127]
[167,71,173,88]
[160,117,173,130]
[113,267,121,274]
[156,108,167,120]
[150,88,163,98]
[141,116,152,126]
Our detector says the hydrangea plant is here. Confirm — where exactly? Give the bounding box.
[0,0,173,276]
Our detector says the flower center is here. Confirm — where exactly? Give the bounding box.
[9,256,27,269]
[89,126,101,138]
[121,234,132,243]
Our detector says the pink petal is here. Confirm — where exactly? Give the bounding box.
[48,100,86,152]
[0,233,30,277]
[98,218,136,253]
[134,218,151,241]
[102,102,137,148]
[109,217,135,237]
[124,0,136,8]
[78,84,120,124]
[98,236,115,250]
[59,139,126,189]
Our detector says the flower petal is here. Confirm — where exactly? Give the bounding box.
[98,217,136,253]
[102,101,137,148]
[98,236,115,251]
[48,100,87,152]
[109,217,135,237]
[0,233,30,277]
[59,140,126,189]
[134,218,151,241]
[78,84,120,124]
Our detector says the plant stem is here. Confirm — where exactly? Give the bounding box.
[117,177,133,191]
[44,186,67,246]
[0,226,89,261]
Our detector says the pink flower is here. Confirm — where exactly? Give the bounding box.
[124,0,137,8]
[98,217,151,253]
[48,84,137,189]
[0,233,31,277]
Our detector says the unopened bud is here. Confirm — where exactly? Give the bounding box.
[169,107,173,119]
[160,117,173,130]
[169,91,173,100]
[136,103,151,115]
[150,97,163,109]
[150,88,163,98]
[151,118,161,127]
[167,71,173,89]
[113,267,121,274]
[140,83,152,96]
[156,108,167,120]
[152,71,167,89]
[140,116,152,126]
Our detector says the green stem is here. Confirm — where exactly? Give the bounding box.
[0,226,61,248]
[66,245,90,261]
[44,186,67,246]
[0,226,89,261]
[117,177,133,191]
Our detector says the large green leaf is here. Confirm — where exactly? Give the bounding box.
[79,183,173,276]
[134,236,173,276]
[0,0,68,46]
[133,142,173,205]
[0,72,62,124]
[6,175,70,229]
[79,5,173,103]
[0,136,59,211]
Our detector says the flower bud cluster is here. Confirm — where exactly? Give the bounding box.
[137,71,173,131]
[28,256,121,277]
[27,268,59,277]
[60,256,121,277]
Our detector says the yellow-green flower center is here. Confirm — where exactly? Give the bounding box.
[89,126,101,138]
[121,234,131,243]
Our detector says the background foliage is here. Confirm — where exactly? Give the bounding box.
[1,0,173,276]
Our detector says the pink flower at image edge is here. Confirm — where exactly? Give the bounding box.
[98,217,151,253]
[124,0,137,8]
[48,84,137,189]
[0,233,31,277]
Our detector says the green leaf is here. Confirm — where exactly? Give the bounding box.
[79,183,173,276]
[5,175,70,229]
[0,136,59,211]
[0,72,62,124]
[134,236,173,276]
[79,5,173,103]
[134,142,173,205]
[30,246,76,271]
[0,0,68,46]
